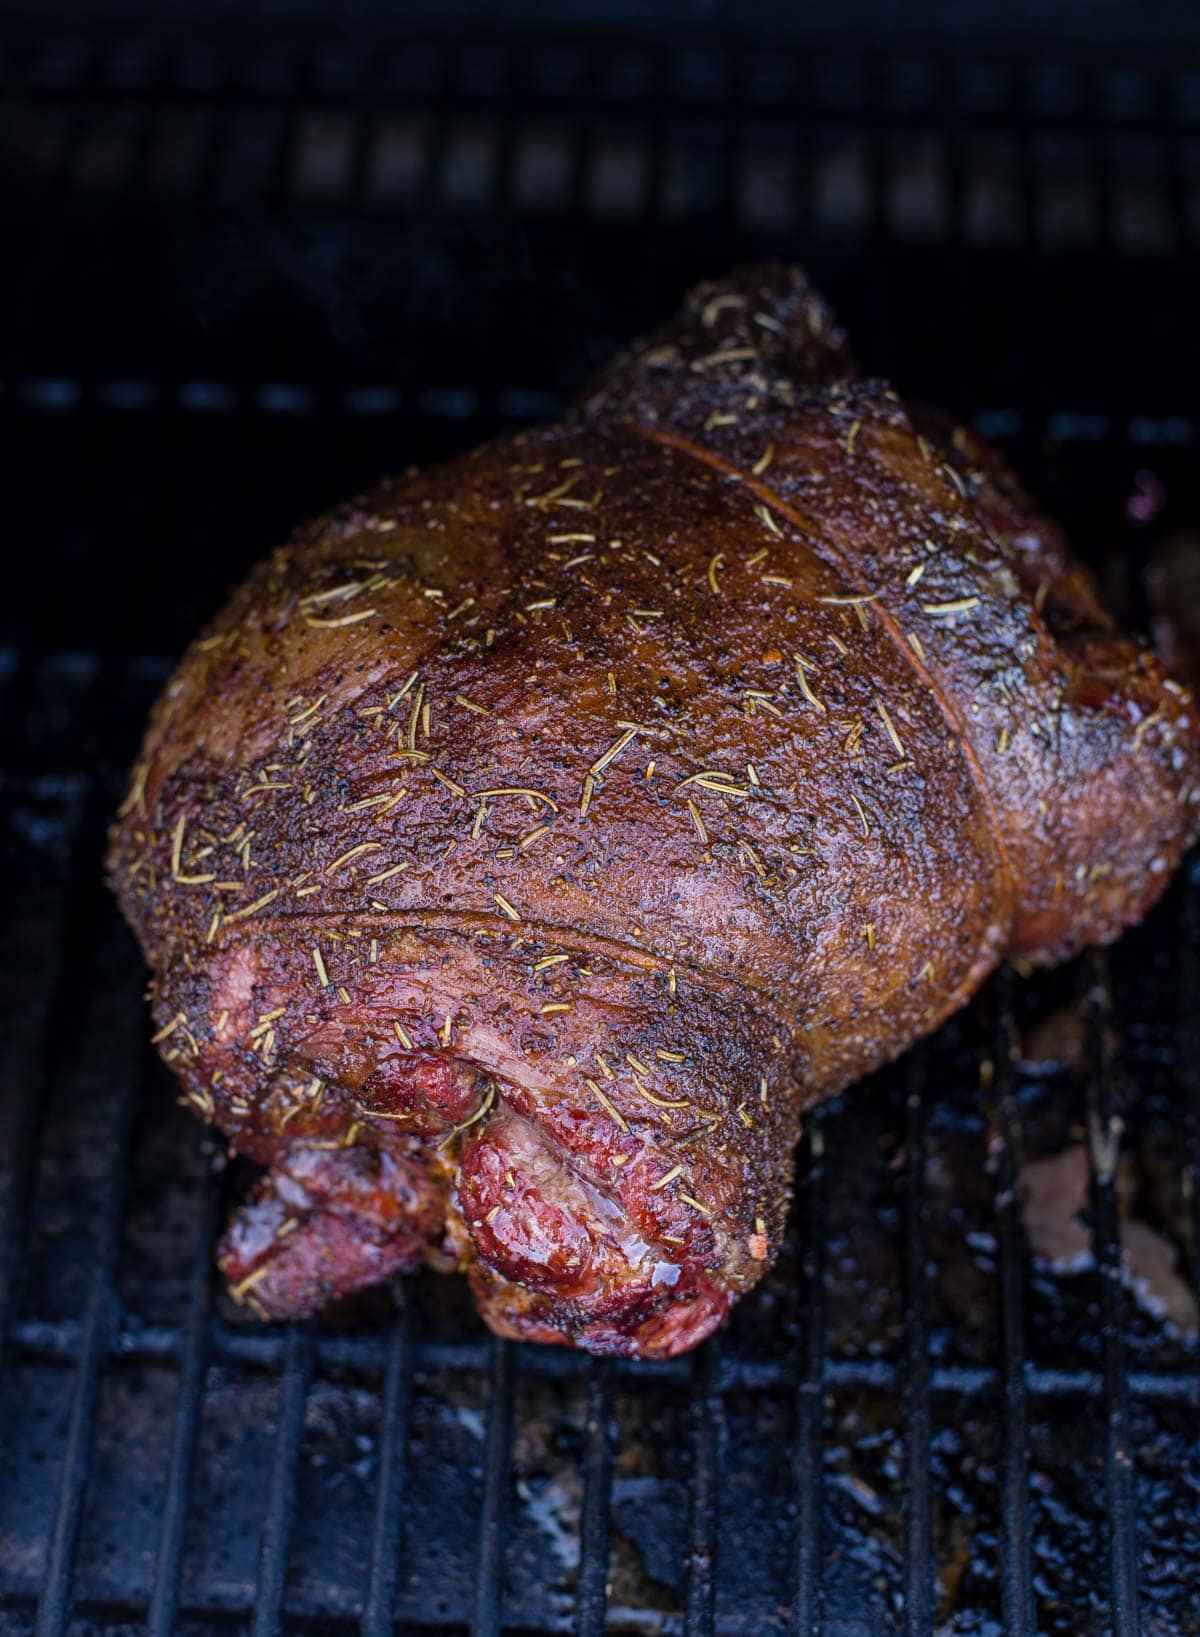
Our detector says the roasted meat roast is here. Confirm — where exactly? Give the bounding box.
[108,266,1200,1358]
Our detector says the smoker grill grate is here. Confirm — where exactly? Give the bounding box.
[1,13,1199,1637]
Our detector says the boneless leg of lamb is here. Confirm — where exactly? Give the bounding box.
[108,266,1199,1358]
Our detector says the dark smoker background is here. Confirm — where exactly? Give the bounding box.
[1,3,1199,1636]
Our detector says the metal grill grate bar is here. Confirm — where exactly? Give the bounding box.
[419,41,457,216]
[251,1321,315,1637]
[361,1287,414,1637]
[146,1156,223,1637]
[35,908,149,1637]
[471,1336,516,1637]
[1085,951,1141,1636]
[35,1280,117,1637]
[940,52,969,253]
[0,775,86,1364]
[1013,60,1041,258]
[993,968,1036,1635]
[490,40,519,218]
[684,1340,719,1636]
[792,1115,827,1636]
[1084,62,1115,253]
[574,1357,615,1637]
[901,1053,934,1636]
[1181,872,1200,1359]
[266,51,306,208]
[127,39,166,202]
[1160,62,1193,254]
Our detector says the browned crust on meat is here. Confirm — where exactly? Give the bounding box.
[107,263,1200,1355]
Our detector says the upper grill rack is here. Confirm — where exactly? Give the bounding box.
[1,15,1199,1637]
[4,21,1200,237]
[3,23,1199,665]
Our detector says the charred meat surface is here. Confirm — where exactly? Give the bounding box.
[107,266,1200,1358]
